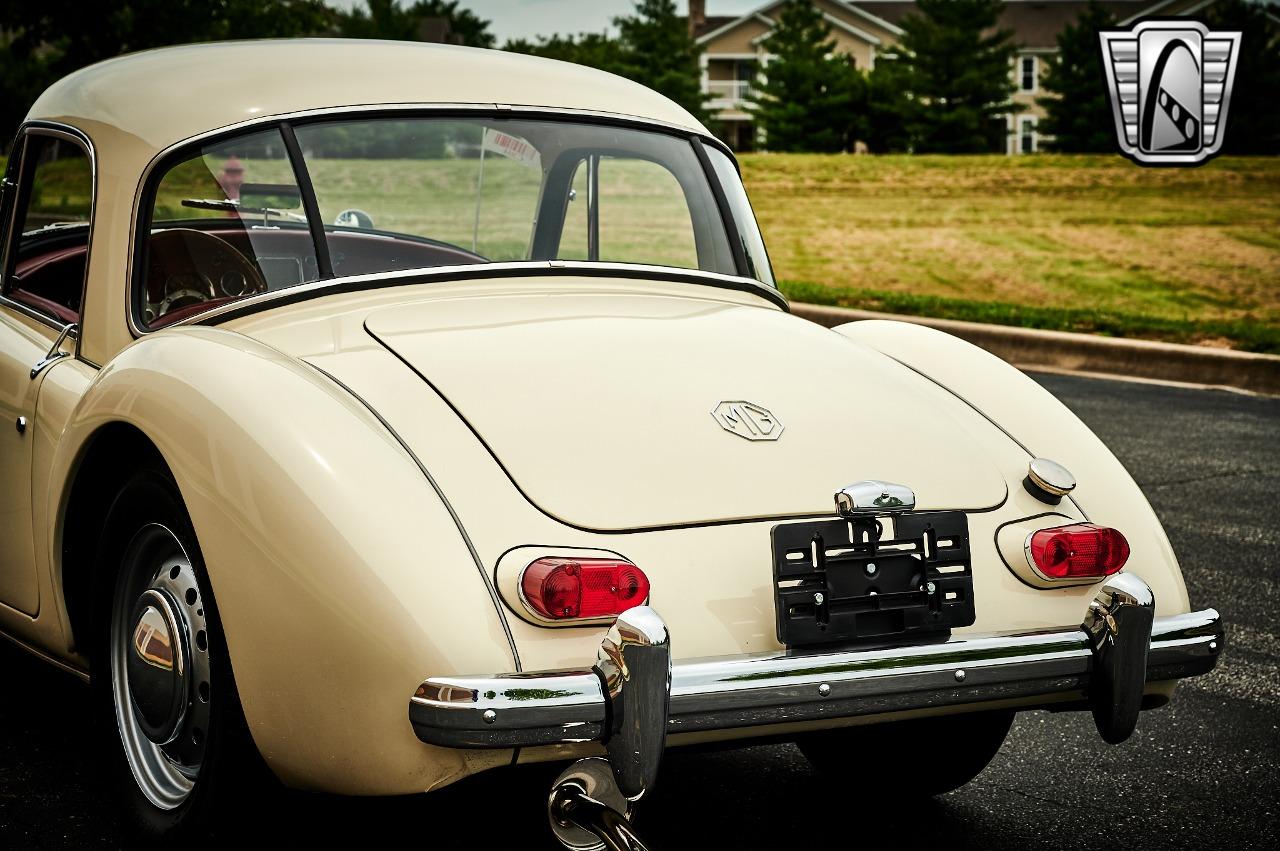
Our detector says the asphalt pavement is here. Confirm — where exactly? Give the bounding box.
[1,371,1276,849]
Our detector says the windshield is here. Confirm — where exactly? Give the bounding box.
[140,115,775,328]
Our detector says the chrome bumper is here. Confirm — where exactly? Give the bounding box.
[410,574,1221,796]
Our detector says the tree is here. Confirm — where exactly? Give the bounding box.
[0,0,334,147]
[613,0,710,122]
[865,58,912,153]
[503,2,707,121]
[886,0,1016,153]
[747,0,863,152]
[504,32,621,75]
[1036,1,1117,152]
[335,1,494,47]
[410,1,493,48]
[1207,0,1280,155]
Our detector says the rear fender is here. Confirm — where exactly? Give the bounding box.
[833,320,1190,616]
[50,327,516,794]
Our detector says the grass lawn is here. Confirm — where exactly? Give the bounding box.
[7,151,1277,351]
[740,153,1280,352]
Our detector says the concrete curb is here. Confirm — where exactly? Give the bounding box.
[792,303,1280,396]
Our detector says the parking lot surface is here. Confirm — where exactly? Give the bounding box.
[1,372,1276,849]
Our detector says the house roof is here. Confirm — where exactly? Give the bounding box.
[694,15,738,39]
[699,1,1218,52]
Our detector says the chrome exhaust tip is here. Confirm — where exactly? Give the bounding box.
[548,758,654,851]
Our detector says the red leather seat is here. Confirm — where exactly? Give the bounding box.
[8,288,78,324]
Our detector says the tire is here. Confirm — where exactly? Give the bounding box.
[90,465,268,842]
[795,710,1015,798]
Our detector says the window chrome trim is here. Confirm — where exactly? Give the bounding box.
[693,138,751,278]
[126,103,757,338]
[182,260,787,329]
[0,121,98,363]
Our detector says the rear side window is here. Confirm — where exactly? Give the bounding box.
[142,128,318,327]
[558,156,700,269]
[2,133,93,322]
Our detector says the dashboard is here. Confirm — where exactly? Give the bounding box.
[142,223,486,327]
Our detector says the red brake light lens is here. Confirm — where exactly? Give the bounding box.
[1028,524,1130,579]
[520,557,650,621]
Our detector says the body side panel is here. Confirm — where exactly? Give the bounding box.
[0,307,55,616]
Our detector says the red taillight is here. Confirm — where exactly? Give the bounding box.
[520,557,650,621]
[1028,524,1130,579]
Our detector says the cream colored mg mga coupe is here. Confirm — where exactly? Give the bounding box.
[0,40,1221,848]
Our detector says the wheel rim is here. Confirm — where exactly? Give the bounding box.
[110,524,212,810]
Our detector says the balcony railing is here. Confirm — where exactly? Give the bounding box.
[706,79,753,107]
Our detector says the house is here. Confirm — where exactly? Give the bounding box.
[689,0,1225,153]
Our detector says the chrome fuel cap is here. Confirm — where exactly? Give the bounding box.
[1026,457,1076,503]
[126,588,188,745]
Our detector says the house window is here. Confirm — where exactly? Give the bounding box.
[1020,56,1037,92]
[1019,116,1037,154]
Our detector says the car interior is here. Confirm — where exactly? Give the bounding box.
[9,233,86,324]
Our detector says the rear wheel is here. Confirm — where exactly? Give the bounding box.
[795,710,1015,798]
[92,466,266,841]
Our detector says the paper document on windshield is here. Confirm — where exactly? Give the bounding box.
[481,128,541,168]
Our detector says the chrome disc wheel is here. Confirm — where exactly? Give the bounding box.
[110,524,212,810]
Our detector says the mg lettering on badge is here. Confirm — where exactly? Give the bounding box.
[712,401,784,441]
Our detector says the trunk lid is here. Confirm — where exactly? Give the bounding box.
[363,290,1008,530]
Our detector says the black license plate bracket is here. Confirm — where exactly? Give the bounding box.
[771,511,975,647]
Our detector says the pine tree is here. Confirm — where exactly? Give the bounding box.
[747,0,863,153]
[1037,1,1117,152]
[865,58,912,153]
[613,0,710,122]
[888,0,1016,153]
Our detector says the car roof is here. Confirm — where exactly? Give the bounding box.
[26,39,709,154]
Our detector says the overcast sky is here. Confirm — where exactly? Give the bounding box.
[326,1,760,44]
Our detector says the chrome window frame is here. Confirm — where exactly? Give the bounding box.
[126,104,783,338]
[0,121,97,361]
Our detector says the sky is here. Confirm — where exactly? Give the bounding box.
[326,1,761,44]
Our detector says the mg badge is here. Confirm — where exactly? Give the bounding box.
[712,401,782,441]
[1099,20,1241,166]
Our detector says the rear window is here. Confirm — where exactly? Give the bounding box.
[135,114,774,329]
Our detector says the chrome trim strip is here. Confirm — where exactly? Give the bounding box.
[183,261,787,328]
[413,670,605,747]
[408,606,1221,749]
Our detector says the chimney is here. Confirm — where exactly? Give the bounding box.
[688,0,706,37]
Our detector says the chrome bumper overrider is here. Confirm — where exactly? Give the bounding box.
[410,574,1221,790]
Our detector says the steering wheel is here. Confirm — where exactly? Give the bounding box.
[145,229,267,324]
